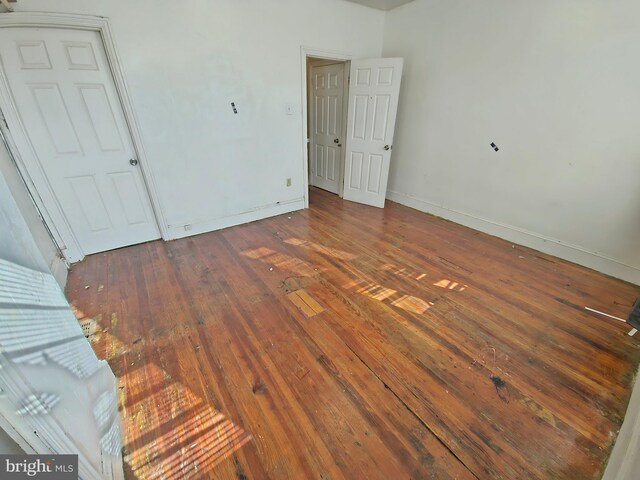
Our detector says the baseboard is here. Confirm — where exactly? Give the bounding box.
[166,198,306,240]
[49,255,68,288]
[386,190,640,286]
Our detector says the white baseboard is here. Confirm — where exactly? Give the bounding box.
[49,255,68,288]
[386,190,640,286]
[166,198,306,240]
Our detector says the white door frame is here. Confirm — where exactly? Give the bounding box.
[0,12,168,263]
[308,59,349,198]
[300,46,352,207]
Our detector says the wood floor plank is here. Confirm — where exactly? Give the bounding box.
[66,187,640,479]
[286,289,325,317]
[213,229,473,479]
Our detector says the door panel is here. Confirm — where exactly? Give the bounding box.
[344,58,404,208]
[78,84,124,151]
[0,28,159,256]
[68,175,112,232]
[309,62,345,195]
[109,172,149,226]
[30,83,82,154]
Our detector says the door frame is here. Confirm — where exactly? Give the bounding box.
[300,46,352,207]
[308,59,350,198]
[0,12,168,263]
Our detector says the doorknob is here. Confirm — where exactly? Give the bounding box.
[383,145,391,151]
[334,138,340,144]
[129,158,138,166]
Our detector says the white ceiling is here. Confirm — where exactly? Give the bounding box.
[342,0,415,11]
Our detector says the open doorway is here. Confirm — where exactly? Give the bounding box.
[301,49,404,209]
[306,56,350,198]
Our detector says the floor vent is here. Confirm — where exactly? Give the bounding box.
[79,317,98,338]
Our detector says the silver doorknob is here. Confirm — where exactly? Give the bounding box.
[129,158,138,166]
[383,145,391,151]
[334,138,340,144]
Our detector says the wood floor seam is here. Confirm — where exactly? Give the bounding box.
[343,340,481,480]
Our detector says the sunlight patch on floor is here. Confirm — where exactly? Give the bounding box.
[242,247,320,276]
[284,237,358,261]
[120,362,252,479]
[358,283,397,301]
[434,279,467,291]
[91,321,252,479]
[344,278,434,315]
[390,295,432,315]
[381,263,428,281]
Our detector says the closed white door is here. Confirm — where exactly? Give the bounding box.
[343,58,404,208]
[0,27,160,257]
[309,62,345,195]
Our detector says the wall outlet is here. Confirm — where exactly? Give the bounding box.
[184,224,192,231]
[286,178,292,187]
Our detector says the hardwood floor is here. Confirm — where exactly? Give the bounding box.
[67,187,640,479]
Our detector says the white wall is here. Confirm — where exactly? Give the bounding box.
[0,428,23,454]
[0,156,48,457]
[0,144,67,286]
[9,0,384,242]
[603,367,640,480]
[0,152,52,275]
[383,0,640,284]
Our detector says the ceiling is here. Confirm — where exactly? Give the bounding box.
[342,0,415,11]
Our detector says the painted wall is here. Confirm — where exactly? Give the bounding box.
[383,0,640,284]
[8,0,384,242]
[603,367,640,480]
[0,144,66,286]
[0,155,51,274]
[0,155,46,456]
[0,428,23,454]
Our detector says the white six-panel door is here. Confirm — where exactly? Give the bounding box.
[343,58,403,208]
[0,27,160,257]
[309,62,345,195]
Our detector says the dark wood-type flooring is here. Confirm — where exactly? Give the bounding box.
[67,187,640,479]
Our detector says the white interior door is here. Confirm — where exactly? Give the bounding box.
[309,62,345,195]
[343,58,403,208]
[0,27,160,257]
